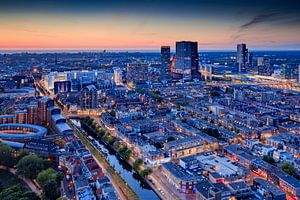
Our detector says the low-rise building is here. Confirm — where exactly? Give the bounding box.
[253,178,286,200]
[251,159,300,198]
[196,180,231,200]
[161,162,203,193]
[227,181,252,199]
[163,136,206,159]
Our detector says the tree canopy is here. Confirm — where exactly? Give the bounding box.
[263,155,275,165]
[140,168,152,177]
[279,161,300,179]
[42,179,61,200]
[16,155,51,179]
[133,159,143,171]
[37,168,61,189]
[0,142,14,167]
[0,184,39,200]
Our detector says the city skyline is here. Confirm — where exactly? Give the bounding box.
[1,0,300,50]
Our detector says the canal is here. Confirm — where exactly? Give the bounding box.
[75,120,160,200]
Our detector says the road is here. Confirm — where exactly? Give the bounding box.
[0,165,42,196]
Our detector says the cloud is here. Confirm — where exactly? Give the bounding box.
[240,9,281,29]
[130,18,148,35]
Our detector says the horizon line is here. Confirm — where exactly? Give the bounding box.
[1,49,300,54]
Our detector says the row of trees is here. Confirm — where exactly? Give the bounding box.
[133,158,152,177]
[82,117,152,177]
[82,117,133,161]
[82,117,152,178]
[82,117,105,138]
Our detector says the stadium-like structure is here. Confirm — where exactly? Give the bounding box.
[0,123,47,148]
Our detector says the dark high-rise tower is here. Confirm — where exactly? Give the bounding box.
[160,46,171,81]
[174,41,199,79]
[237,43,248,72]
[257,57,273,76]
[80,85,98,109]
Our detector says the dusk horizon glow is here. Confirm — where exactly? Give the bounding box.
[1,0,300,50]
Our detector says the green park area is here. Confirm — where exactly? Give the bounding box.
[0,169,26,189]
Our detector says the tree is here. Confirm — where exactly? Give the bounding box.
[0,142,14,166]
[98,128,105,137]
[167,136,176,142]
[210,90,220,97]
[103,134,116,145]
[109,110,116,117]
[279,161,300,179]
[180,118,187,123]
[42,179,61,200]
[263,155,275,165]
[140,168,152,177]
[16,155,49,179]
[0,184,39,200]
[133,159,143,171]
[16,149,29,162]
[202,128,221,139]
[118,146,132,160]
[37,168,61,189]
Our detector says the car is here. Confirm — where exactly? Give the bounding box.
[66,175,71,181]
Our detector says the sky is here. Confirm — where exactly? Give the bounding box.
[0,0,300,51]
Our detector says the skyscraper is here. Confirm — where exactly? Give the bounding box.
[298,65,300,83]
[38,97,54,125]
[80,85,98,109]
[126,63,148,85]
[237,43,249,72]
[113,67,123,85]
[174,41,199,79]
[257,57,273,76]
[281,64,299,80]
[160,46,171,81]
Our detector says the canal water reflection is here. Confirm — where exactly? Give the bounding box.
[82,123,160,200]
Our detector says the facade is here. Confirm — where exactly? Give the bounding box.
[45,71,67,90]
[113,67,123,85]
[126,63,148,86]
[38,97,54,126]
[196,180,231,200]
[161,162,200,193]
[253,178,286,200]
[0,123,47,146]
[266,132,300,157]
[237,43,250,72]
[54,80,71,94]
[174,41,199,79]
[228,181,252,199]
[257,57,273,76]
[24,139,59,163]
[251,159,300,198]
[160,46,171,81]
[281,64,299,80]
[163,136,205,159]
[27,105,39,125]
[80,85,98,109]
[180,152,250,183]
